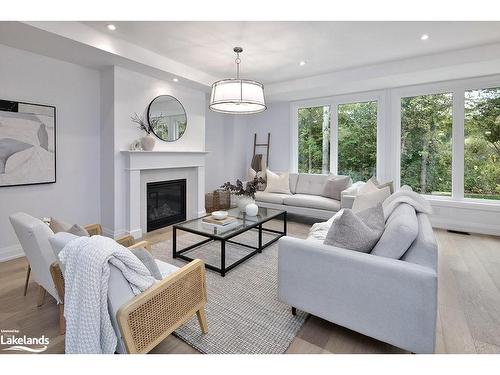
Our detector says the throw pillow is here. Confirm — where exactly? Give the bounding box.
[264,169,291,194]
[351,186,391,212]
[324,204,385,253]
[322,175,352,200]
[50,218,90,237]
[130,248,163,280]
[67,224,90,237]
[368,176,395,194]
[357,178,379,195]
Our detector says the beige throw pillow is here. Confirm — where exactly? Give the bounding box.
[322,175,352,200]
[50,218,90,237]
[352,186,391,212]
[264,169,291,194]
[368,176,395,194]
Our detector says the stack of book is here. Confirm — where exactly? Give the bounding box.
[202,215,240,233]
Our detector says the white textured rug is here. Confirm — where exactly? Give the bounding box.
[151,228,308,354]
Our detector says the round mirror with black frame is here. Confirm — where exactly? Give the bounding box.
[147,95,187,142]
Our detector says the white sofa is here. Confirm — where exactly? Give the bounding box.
[278,203,438,354]
[254,173,363,220]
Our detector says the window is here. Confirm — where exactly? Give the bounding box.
[337,101,377,182]
[400,93,453,196]
[464,87,500,200]
[297,106,330,174]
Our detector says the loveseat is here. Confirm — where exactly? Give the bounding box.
[254,173,363,220]
[278,202,438,354]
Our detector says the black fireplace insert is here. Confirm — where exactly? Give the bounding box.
[147,179,186,232]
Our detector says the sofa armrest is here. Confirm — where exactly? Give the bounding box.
[117,259,207,353]
[340,181,365,208]
[278,236,437,353]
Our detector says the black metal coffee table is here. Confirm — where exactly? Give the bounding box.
[172,207,287,276]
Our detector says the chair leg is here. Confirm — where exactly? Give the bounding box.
[59,304,66,335]
[23,265,31,296]
[196,308,208,334]
[37,285,46,307]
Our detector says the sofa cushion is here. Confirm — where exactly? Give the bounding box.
[295,173,329,195]
[283,194,340,211]
[264,169,292,194]
[255,191,292,205]
[324,204,385,253]
[322,175,352,200]
[371,203,418,259]
[401,213,438,270]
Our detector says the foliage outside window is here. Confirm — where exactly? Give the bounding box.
[298,106,330,174]
[464,88,500,200]
[400,93,453,195]
[338,101,377,182]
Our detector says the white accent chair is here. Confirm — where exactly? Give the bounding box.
[9,212,62,306]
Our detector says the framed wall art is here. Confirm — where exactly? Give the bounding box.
[0,99,56,187]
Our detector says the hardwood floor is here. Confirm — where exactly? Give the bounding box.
[1,218,500,354]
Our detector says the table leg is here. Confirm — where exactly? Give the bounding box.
[258,223,263,253]
[283,211,288,236]
[172,226,177,258]
[221,240,226,277]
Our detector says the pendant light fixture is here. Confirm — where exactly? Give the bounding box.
[209,47,266,114]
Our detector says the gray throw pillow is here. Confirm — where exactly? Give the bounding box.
[130,248,163,280]
[50,218,89,237]
[323,175,352,200]
[324,204,385,253]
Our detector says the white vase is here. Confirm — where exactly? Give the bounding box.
[141,134,155,151]
[245,203,259,216]
[237,196,254,211]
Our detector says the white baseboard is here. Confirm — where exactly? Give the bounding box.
[0,244,24,262]
[430,217,500,236]
[130,228,142,239]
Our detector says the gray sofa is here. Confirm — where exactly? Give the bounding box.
[255,173,363,220]
[278,203,438,353]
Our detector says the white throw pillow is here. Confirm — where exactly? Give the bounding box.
[357,179,379,195]
[352,186,391,212]
[264,169,291,194]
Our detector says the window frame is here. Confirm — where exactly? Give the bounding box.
[290,91,385,177]
[391,75,500,204]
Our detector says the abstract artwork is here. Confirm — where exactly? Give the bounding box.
[0,99,56,187]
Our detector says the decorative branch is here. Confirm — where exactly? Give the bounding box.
[220,177,265,200]
[131,113,151,135]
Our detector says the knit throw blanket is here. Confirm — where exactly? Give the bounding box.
[382,188,433,219]
[59,235,156,354]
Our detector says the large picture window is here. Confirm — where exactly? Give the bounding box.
[464,87,500,200]
[297,106,330,174]
[337,101,377,182]
[400,93,453,196]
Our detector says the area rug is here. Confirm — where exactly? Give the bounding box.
[151,227,308,354]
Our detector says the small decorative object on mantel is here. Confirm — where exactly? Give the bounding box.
[129,139,142,151]
[220,177,265,211]
[131,112,155,151]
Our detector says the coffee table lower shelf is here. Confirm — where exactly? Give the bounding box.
[172,211,287,277]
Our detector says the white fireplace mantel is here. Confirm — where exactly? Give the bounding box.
[121,150,208,238]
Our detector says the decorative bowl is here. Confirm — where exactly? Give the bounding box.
[212,211,229,220]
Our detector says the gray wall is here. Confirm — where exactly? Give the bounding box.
[0,44,101,260]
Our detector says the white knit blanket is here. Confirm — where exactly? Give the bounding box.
[59,235,156,354]
[382,189,433,218]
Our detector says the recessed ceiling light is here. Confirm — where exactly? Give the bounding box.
[420,34,429,41]
[172,78,179,82]
[299,61,306,66]
[107,24,116,31]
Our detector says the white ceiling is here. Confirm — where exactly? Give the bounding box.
[84,21,500,84]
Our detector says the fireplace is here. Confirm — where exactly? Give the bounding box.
[147,179,186,232]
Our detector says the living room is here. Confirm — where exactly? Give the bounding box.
[1,1,500,373]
